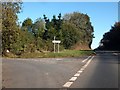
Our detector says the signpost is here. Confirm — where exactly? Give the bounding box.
[52,36,61,53]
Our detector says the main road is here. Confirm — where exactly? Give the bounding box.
[2,51,119,89]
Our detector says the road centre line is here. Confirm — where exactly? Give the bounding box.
[74,73,80,77]
[69,77,77,81]
[82,56,91,63]
[80,56,94,71]
[56,58,63,60]
[63,56,94,88]
[78,70,83,73]
[63,82,73,88]
[113,53,118,55]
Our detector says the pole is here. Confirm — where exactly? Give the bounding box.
[54,36,55,40]
[58,43,59,53]
[54,43,55,53]
[54,36,56,53]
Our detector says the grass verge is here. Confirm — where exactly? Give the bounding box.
[17,50,95,58]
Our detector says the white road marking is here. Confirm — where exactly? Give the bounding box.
[62,56,94,88]
[83,65,87,68]
[78,70,83,73]
[74,73,80,77]
[69,77,77,81]
[113,53,118,55]
[63,82,73,87]
[81,67,86,70]
[80,68,84,71]
[56,58,62,60]
[85,56,94,66]
[82,56,91,63]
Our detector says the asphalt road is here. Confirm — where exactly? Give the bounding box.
[2,52,119,89]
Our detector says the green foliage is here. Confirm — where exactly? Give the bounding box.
[98,22,120,51]
[22,18,33,32]
[2,2,22,55]
[19,50,94,58]
[61,22,80,49]
[32,18,44,38]
[22,18,33,27]
[2,3,94,57]
[62,12,94,49]
[19,30,35,53]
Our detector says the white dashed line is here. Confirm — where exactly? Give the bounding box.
[83,65,87,68]
[80,68,84,71]
[62,56,94,88]
[69,77,77,81]
[56,58,63,60]
[74,73,80,77]
[113,53,118,55]
[78,70,83,73]
[63,82,73,87]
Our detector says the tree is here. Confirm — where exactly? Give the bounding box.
[98,22,120,51]
[61,22,80,49]
[31,18,44,37]
[22,18,33,32]
[63,12,94,49]
[49,13,62,40]
[32,18,45,50]
[18,30,35,53]
[2,2,22,54]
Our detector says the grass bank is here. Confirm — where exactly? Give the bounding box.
[3,50,95,58]
[17,50,95,58]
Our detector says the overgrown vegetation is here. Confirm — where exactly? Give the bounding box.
[96,22,120,51]
[2,2,95,57]
[4,50,94,58]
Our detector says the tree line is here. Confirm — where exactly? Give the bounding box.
[96,22,120,51]
[2,2,94,56]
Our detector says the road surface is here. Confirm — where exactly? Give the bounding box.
[2,52,119,89]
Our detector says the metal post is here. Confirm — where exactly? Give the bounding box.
[54,43,55,53]
[58,43,59,53]
[54,36,56,53]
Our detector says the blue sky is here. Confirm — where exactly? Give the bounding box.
[18,2,118,49]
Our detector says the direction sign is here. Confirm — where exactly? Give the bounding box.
[52,40,61,44]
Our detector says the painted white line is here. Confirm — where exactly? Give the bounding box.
[74,73,80,77]
[80,68,85,71]
[63,82,73,87]
[81,66,86,70]
[113,53,118,55]
[62,56,94,88]
[69,77,77,81]
[56,58,62,60]
[87,57,93,66]
[78,70,83,73]
[82,56,91,63]
[83,64,88,68]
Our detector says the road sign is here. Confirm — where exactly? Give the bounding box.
[52,36,61,53]
[52,40,61,44]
